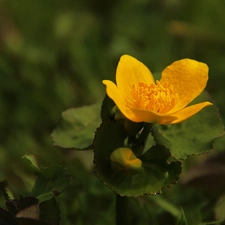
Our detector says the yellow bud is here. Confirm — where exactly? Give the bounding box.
[110,147,142,172]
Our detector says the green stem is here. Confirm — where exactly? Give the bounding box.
[132,123,152,156]
[116,194,131,225]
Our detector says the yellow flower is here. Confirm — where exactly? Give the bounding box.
[102,55,212,124]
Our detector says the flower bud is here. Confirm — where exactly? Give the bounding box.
[110,147,142,172]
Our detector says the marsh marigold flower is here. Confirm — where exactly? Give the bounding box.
[102,55,212,124]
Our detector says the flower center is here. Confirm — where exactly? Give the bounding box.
[131,81,179,114]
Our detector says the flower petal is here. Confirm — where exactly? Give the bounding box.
[160,59,209,113]
[130,108,178,124]
[116,55,155,97]
[102,80,175,124]
[168,101,213,124]
[102,80,137,121]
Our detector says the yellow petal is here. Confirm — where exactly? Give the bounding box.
[116,55,155,97]
[160,59,209,113]
[102,80,137,121]
[168,101,213,124]
[131,108,178,124]
[102,80,174,124]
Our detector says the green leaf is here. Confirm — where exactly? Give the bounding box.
[176,208,188,225]
[101,94,116,120]
[94,120,181,197]
[22,155,39,168]
[0,181,14,202]
[142,132,155,154]
[51,103,101,150]
[32,166,71,203]
[0,180,10,201]
[152,91,224,159]
[22,155,40,175]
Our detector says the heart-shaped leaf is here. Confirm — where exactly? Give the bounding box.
[94,120,181,197]
[32,166,71,203]
[152,91,224,159]
[51,103,101,150]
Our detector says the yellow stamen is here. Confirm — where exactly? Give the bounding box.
[131,81,179,114]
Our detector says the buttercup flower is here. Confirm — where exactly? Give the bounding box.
[102,55,212,124]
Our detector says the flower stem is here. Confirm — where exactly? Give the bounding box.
[116,194,131,225]
[132,123,152,156]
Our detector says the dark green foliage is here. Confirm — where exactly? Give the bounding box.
[1,0,225,224]
[51,103,101,149]
[153,91,224,159]
[94,120,181,196]
[0,159,69,225]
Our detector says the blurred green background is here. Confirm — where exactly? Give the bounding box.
[1,0,225,224]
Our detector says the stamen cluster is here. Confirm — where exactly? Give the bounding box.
[131,81,179,114]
